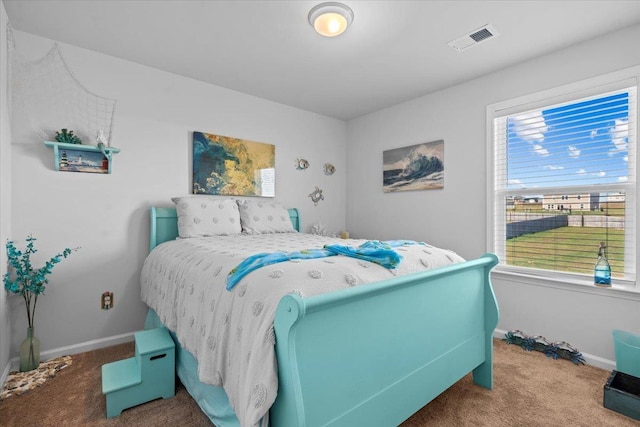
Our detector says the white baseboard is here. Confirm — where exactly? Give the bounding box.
[6,331,135,373]
[493,328,615,371]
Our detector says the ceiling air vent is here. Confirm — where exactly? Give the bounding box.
[447,24,499,52]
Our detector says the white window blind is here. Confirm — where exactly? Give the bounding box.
[490,77,637,285]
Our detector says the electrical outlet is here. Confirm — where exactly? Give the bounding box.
[101,291,113,310]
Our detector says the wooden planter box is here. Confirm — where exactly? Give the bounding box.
[604,370,640,421]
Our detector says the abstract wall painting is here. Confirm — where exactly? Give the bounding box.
[193,131,275,197]
[383,139,444,192]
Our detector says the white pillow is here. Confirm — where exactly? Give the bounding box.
[237,199,296,234]
[172,196,241,238]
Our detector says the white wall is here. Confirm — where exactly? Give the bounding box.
[0,0,12,380]
[346,24,640,363]
[8,29,346,358]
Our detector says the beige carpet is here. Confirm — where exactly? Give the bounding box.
[0,339,638,426]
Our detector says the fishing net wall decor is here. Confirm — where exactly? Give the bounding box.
[7,25,117,145]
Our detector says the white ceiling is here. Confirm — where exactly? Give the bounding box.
[4,0,640,121]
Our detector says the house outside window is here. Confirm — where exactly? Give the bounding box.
[487,68,638,287]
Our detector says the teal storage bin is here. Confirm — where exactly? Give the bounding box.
[613,330,640,378]
[604,370,640,421]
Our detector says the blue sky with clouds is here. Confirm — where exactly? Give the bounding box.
[506,91,630,191]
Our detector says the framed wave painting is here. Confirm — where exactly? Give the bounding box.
[383,139,444,192]
[192,131,275,197]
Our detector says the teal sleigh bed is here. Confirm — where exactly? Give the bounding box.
[143,206,499,426]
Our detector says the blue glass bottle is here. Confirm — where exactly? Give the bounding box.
[594,242,611,287]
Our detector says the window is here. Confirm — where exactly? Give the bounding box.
[488,69,638,286]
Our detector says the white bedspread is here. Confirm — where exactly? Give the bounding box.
[140,233,464,427]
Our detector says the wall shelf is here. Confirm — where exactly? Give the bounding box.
[44,141,120,174]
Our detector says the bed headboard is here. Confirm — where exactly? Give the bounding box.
[149,206,301,252]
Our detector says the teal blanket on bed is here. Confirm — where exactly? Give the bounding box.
[226,240,420,291]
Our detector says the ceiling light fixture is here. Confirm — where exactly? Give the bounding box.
[308,2,354,37]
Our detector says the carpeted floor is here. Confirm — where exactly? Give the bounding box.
[0,339,638,426]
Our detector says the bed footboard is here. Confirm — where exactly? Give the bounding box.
[271,253,499,427]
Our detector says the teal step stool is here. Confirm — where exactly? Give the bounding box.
[101,327,175,418]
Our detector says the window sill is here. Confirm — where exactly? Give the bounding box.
[491,267,640,301]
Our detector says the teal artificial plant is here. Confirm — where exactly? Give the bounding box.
[54,128,82,145]
[3,235,75,371]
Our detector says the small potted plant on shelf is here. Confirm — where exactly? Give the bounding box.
[3,235,77,372]
[54,128,82,145]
